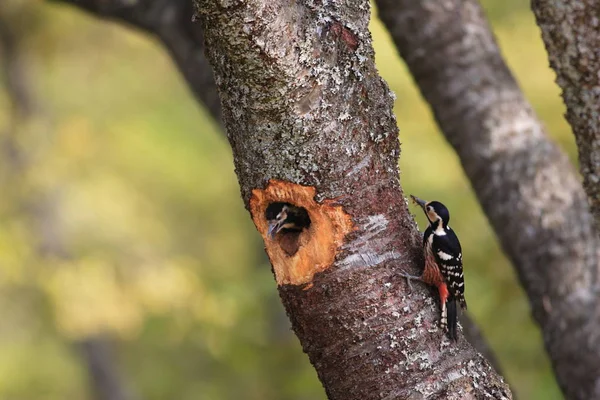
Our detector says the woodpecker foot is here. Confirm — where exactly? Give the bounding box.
[397,271,423,292]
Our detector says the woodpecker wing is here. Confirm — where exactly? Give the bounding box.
[431,229,467,309]
[422,225,433,246]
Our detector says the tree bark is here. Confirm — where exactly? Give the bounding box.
[193,0,511,398]
[531,0,600,236]
[374,1,600,399]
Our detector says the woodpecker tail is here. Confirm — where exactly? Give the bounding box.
[447,296,458,341]
[457,293,468,310]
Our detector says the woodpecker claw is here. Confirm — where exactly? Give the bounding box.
[397,271,422,292]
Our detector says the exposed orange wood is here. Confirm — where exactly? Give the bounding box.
[250,179,355,286]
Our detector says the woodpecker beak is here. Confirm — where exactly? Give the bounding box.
[410,195,427,210]
[268,219,285,239]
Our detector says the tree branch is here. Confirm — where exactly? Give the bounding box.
[49,0,221,121]
[374,1,600,399]
[531,0,600,237]
[193,0,510,398]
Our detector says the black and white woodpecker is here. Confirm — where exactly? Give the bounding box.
[401,195,467,340]
[265,203,311,238]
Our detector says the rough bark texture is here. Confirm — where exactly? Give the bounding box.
[531,0,600,235]
[193,1,510,398]
[51,0,508,380]
[0,6,136,400]
[375,1,600,399]
[49,0,221,120]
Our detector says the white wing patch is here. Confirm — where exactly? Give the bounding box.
[437,250,454,261]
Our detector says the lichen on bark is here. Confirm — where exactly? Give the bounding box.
[532,0,600,237]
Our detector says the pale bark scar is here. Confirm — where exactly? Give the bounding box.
[249,179,355,286]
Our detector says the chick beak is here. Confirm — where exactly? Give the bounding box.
[410,195,427,210]
[268,219,284,239]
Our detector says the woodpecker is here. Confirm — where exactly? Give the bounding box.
[265,202,311,238]
[401,195,467,340]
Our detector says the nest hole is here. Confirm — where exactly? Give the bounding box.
[265,202,311,256]
[250,180,355,286]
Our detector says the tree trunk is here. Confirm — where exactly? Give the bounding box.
[374,1,600,399]
[193,0,511,398]
[531,0,600,237]
[79,337,137,400]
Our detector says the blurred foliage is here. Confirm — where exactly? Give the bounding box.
[0,0,573,399]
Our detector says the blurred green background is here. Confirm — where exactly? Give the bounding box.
[0,0,574,399]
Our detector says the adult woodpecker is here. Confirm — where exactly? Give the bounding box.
[266,203,311,238]
[401,195,467,340]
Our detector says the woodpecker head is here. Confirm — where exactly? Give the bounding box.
[265,202,311,239]
[410,195,450,227]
